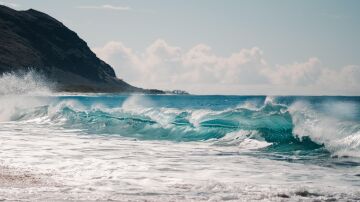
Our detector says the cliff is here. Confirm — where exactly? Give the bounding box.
[0,5,163,93]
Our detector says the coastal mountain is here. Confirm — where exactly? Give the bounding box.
[0,5,163,93]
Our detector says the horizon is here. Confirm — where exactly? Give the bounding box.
[1,0,360,95]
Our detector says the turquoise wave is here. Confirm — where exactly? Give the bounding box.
[13,101,320,148]
[11,96,360,158]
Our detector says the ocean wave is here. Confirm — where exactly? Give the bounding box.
[2,94,359,157]
[0,71,54,121]
[290,101,360,157]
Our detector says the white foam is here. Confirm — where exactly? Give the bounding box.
[0,71,55,122]
[289,101,360,157]
[214,130,272,149]
[264,95,276,105]
[122,94,154,109]
[188,109,216,127]
[0,96,50,122]
[0,71,53,96]
[0,121,358,200]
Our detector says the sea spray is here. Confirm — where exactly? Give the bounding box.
[289,101,360,157]
[0,71,54,121]
[0,70,53,95]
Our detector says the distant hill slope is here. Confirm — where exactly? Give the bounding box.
[0,5,163,93]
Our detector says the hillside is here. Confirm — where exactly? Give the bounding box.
[0,5,163,93]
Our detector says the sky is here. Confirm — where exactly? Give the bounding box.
[2,0,360,95]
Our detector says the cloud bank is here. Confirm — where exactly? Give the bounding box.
[93,39,360,95]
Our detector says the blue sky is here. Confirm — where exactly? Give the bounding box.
[2,0,360,95]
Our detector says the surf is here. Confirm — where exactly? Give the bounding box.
[4,94,358,158]
[0,73,359,158]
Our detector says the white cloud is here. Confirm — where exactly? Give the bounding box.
[93,39,360,95]
[78,4,130,11]
[262,58,360,95]
[262,57,323,85]
[317,65,360,93]
[0,1,19,8]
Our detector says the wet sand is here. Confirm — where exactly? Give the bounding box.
[0,166,44,188]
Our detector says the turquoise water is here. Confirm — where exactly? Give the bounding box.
[18,95,360,158]
[1,94,360,200]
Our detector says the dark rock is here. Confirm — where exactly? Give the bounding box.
[295,190,321,197]
[0,5,164,93]
[325,198,337,202]
[277,193,290,198]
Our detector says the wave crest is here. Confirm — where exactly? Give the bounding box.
[290,101,360,157]
[3,95,360,157]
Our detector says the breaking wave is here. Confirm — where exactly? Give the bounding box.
[0,71,53,121]
[0,72,358,158]
[0,71,53,95]
[5,94,359,158]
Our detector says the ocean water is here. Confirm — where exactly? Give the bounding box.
[0,94,360,201]
[0,76,360,201]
